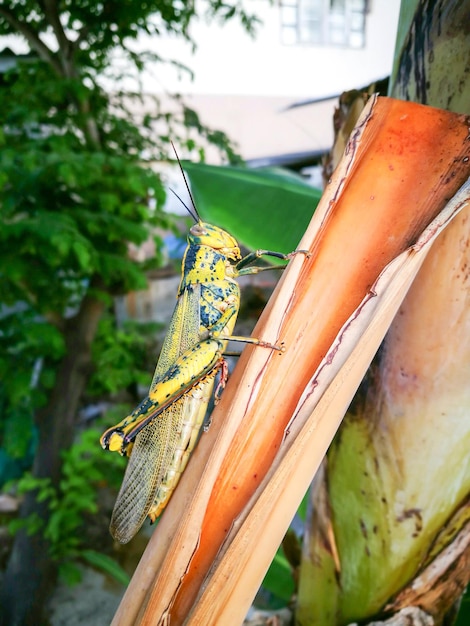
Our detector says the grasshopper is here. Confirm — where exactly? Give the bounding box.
[100,152,305,544]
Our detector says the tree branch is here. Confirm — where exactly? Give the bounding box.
[0,5,62,76]
[6,0,102,150]
[40,0,76,76]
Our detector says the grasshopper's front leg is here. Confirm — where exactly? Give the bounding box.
[100,338,225,455]
[236,248,310,275]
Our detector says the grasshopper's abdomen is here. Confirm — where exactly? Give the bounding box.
[147,376,217,522]
[110,372,217,543]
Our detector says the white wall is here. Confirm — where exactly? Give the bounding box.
[139,0,401,99]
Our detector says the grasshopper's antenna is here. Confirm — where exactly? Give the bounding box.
[169,187,197,219]
[170,141,201,224]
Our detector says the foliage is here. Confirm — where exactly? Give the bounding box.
[7,426,128,585]
[88,315,162,397]
[0,309,64,483]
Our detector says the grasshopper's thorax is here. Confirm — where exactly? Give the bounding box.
[188,222,241,261]
[178,222,241,294]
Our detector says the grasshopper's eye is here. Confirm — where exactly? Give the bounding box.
[190,224,207,237]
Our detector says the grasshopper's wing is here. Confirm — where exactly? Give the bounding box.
[110,377,216,543]
[151,284,202,387]
[110,286,213,543]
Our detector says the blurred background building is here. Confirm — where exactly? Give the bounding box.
[138,0,401,162]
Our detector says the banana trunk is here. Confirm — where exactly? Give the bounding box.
[297,2,470,624]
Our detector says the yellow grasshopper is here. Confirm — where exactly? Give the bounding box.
[101,154,304,544]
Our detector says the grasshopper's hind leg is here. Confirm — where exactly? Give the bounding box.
[100,338,224,454]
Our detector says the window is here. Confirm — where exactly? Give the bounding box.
[280,0,369,48]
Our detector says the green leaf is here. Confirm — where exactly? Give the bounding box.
[8,512,44,537]
[1,408,35,460]
[58,560,83,586]
[81,549,130,586]
[260,546,295,607]
[182,162,321,254]
[456,586,470,626]
[72,240,94,271]
[297,490,309,522]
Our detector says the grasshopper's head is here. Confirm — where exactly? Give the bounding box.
[189,222,241,262]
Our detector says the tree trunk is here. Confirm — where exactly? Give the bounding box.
[0,294,105,626]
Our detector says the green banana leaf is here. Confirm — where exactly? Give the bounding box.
[181,162,321,254]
